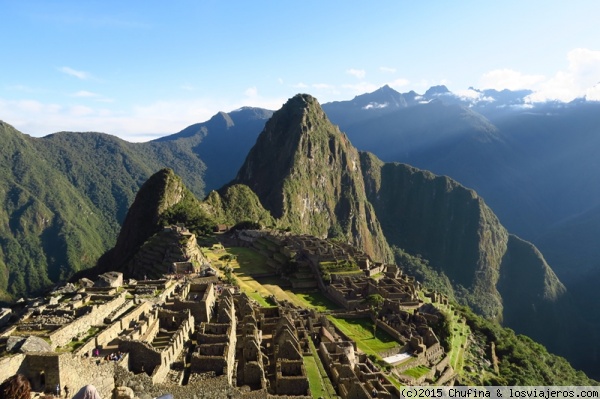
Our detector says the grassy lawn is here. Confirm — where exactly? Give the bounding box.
[403,365,430,379]
[227,247,272,275]
[203,245,345,311]
[330,270,364,276]
[305,338,337,398]
[292,291,341,312]
[203,245,290,306]
[327,316,398,358]
[247,291,271,307]
[439,304,469,372]
[304,355,333,398]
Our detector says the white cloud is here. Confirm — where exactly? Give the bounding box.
[453,88,495,103]
[379,67,396,73]
[341,82,378,94]
[387,78,410,89]
[58,66,90,80]
[0,97,216,141]
[526,48,600,102]
[346,69,366,79]
[479,48,600,103]
[0,94,286,142]
[70,90,113,103]
[72,90,99,98]
[454,88,481,100]
[292,82,308,89]
[586,83,600,101]
[277,77,284,84]
[244,87,258,98]
[480,69,546,91]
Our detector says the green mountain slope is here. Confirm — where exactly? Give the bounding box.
[232,94,393,262]
[359,152,565,320]
[0,122,113,299]
[0,121,209,300]
[226,95,565,329]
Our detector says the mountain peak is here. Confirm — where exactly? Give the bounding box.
[94,168,190,274]
[232,94,392,261]
[425,85,450,97]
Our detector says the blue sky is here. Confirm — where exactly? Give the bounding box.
[1,1,599,141]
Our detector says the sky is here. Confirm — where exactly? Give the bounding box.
[1,1,599,142]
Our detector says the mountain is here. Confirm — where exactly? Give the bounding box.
[0,106,272,301]
[0,121,209,300]
[228,94,565,328]
[322,86,600,281]
[88,168,217,280]
[231,94,393,262]
[155,107,273,192]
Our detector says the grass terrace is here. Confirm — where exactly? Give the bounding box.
[403,365,430,379]
[305,338,337,398]
[292,291,341,312]
[327,316,399,360]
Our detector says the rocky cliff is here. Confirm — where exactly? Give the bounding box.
[359,151,565,320]
[93,168,198,276]
[233,94,393,262]
[230,94,565,325]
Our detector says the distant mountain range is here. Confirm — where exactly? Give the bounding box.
[1,84,599,377]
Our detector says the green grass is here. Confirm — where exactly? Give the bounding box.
[327,316,398,358]
[292,291,341,312]
[304,356,332,398]
[403,365,430,379]
[227,247,272,274]
[330,270,364,276]
[247,291,271,307]
[437,304,469,372]
[305,339,337,398]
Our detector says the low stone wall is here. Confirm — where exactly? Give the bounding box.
[58,354,115,399]
[115,365,235,399]
[48,292,126,348]
[376,319,405,343]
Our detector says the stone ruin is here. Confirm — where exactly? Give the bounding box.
[0,229,458,398]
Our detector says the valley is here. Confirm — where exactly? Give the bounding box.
[1,223,592,399]
[0,86,599,386]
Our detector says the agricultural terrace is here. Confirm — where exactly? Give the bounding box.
[202,244,341,311]
[327,316,399,361]
[202,241,471,381]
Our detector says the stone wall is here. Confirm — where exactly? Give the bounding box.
[75,301,152,356]
[21,353,60,392]
[0,354,25,384]
[118,340,162,376]
[169,283,216,323]
[376,319,405,343]
[118,309,194,384]
[275,360,309,395]
[48,292,127,348]
[58,354,115,399]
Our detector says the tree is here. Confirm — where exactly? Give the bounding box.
[365,294,384,336]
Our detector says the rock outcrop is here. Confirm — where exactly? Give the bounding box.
[233,94,393,262]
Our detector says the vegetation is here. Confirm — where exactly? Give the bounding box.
[292,291,341,312]
[403,365,430,379]
[158,187,215,236]
[457,305,596,385]
[206,184,274,228]
[327,316,398,359]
